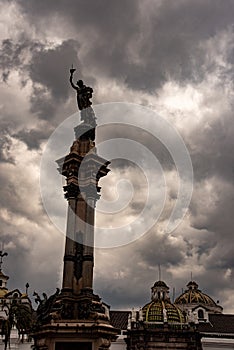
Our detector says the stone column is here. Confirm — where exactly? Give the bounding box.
[82,195,96,291]
[73,194,87,294]
[62,198,76,292]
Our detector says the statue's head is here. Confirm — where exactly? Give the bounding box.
[77,80,84,87]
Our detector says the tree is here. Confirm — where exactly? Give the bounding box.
[1,318,11,350]
[1,297,32,349]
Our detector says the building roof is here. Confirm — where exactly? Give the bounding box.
[110,311,130,330]
[110,310,234,337]
[175,281,219,308]
[198,314,234,335]
[142,300,185,324]
[0,289,8,298]
[152,280,169,288]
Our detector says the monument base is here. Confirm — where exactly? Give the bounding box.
[32,289,119,350]
[33,320,118,350]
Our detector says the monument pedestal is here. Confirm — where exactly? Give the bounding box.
[32,287,118,350]
[33,320,118,350]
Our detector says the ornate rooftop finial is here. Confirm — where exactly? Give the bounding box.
[69,66,93,111]
[0,245,8,271]
[26,282,29,295]
[187,280,198,290]
[151,280,170,301]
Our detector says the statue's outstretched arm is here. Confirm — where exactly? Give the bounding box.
[69,69,78,90]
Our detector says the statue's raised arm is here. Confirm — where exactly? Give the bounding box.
[69,67,93,111]
[69,68,78,90]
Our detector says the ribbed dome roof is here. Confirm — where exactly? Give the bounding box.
[175,281,217,307]
[0,288,8,298]
[142,300,185,324]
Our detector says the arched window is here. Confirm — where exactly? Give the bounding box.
[198,309,204,319]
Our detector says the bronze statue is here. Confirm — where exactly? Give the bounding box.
[33,289,60,326]
[69,67,93,110]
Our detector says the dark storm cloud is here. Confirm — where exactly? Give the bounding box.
[0,0,234,312]
[0,37,82,149]
[191,186,234,266]
[195,237,217,261]
[190,112,234,184]
[1,245,31,294]
[18,0,234,91]
[29,39,80,101]
[126,0,234,90]
[94,227,190,309]
[97,124,175,171]
[0,38,42,84]
[188,108,234,269]
[28,39,80,119]
[17,0,139,40]
[96,280,149,310]
[136,231,185,267]
[14,128,52,150]
[1,230,63,300]
[0,129,14,163]
[0,38,28,80]
[17,0,141,87]
[0,36,80,119]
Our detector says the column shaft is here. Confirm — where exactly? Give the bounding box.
[73,195,87,294]
[82,197,95,290]
[62,198,76,292]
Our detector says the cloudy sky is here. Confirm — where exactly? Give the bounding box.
[0,0,234,312]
